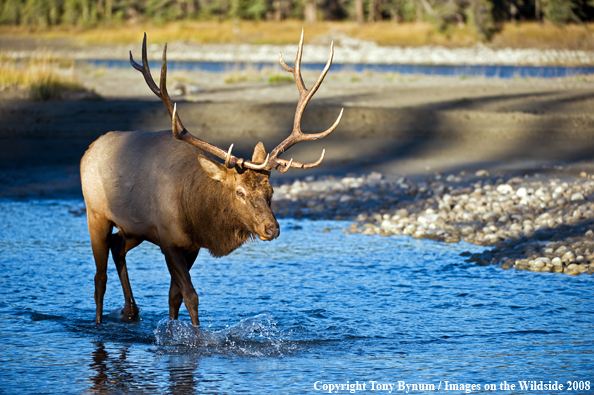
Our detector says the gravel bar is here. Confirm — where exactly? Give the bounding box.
[271,169,594,276]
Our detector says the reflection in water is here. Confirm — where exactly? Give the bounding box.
[89,343,109,392]
[164,355,199,395]
[90,342,199,394]
[89,343,151,393]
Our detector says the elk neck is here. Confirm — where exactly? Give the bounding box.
[179,159,255,257]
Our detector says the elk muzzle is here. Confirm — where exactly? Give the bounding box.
[256,219,280,241]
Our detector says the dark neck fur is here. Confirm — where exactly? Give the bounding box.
[181,171,252,257]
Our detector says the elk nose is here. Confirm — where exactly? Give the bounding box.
[265,224,280,239]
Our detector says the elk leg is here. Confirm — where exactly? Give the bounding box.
[161,246,200,327]
[87,213,113,324]
[168,250,199,320]
[110,232,142,318]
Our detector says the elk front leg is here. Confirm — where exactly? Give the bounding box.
[110,232,143,319]
[168,250,199,320]
[161,246,200,326]
[87,213,114,324]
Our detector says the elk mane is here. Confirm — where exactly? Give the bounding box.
[180,165,255,258]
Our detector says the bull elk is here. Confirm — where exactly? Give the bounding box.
[80,31,342,326]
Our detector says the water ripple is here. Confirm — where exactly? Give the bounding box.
[0,200,593,394]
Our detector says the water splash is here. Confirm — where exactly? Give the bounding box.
[154,314,297,357]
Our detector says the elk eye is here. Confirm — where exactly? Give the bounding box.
[236,189,246,199]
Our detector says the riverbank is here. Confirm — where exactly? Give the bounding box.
[271,168,594,275]
[2,21,594,66]
[2,36,594,67]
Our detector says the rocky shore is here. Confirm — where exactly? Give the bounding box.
[3,37,594,66]
[271,169,594,276]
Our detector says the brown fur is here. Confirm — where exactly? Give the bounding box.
[80,130,279,326]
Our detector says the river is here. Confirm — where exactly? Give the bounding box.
[0,200,592,394]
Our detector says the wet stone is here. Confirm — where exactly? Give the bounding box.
[271,169,594,276]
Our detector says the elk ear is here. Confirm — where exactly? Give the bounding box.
[198,155,227,182]
[251,142,267,164]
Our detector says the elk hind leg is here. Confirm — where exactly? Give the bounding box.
[110,231,142,319]
[168,250,198,320]
[88,213,113,324]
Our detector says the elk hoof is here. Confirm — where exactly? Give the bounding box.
[121,303,139,319]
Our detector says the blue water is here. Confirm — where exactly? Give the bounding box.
[0,199,593,394]
[84,59,594,79]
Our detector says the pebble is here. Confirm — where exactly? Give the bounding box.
[272,169,594,276]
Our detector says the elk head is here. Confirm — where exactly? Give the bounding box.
[129,31,342,241]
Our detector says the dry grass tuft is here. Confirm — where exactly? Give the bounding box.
[0,54,84,100]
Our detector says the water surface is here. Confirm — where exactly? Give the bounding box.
[0,200,592,394]
[84,59,594,79]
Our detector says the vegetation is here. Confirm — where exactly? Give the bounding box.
[267,74,294,83]
[0,54,84,99]
[1,0,593,44]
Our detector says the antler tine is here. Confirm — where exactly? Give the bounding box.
[278,52,293,73]
[268,33,342,169]
[294,29,306,93]
[129,33,185,136]
[172,103,177,134]
[275,149,325,170]
[129,33,159,97]
[224,144,234,167]
[276,158,294,173]
[305,41,334,108]
[288,39,335,140]
[159,44,172,115]
[159,43,185,136]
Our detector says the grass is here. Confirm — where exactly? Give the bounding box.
[224,68,297,84]
[4,20,592,49]
[1,21,592,53]
[267,74,293,84]
[0,20,331,46]
[62,20,475,47]
[0,54,84,100]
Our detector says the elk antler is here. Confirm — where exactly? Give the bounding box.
[267,29,343,173]
[130,32,340,173]
[130,33,269,170]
